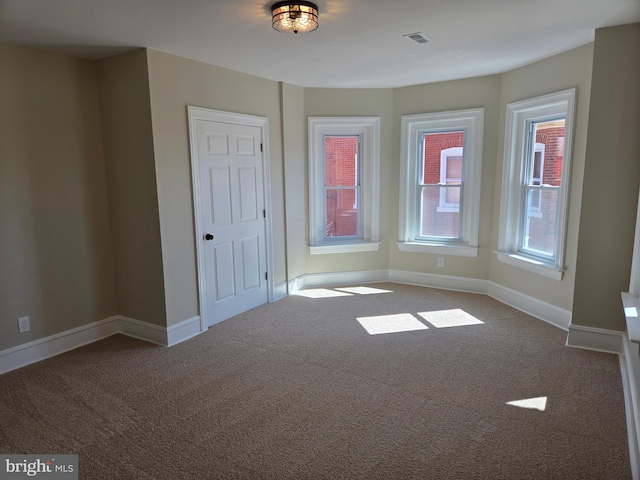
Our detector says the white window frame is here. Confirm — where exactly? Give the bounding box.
[398,108,484,257]
[308,117,380,255]
[496,89,576,281]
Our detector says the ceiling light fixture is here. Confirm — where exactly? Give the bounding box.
[271,1,319,34]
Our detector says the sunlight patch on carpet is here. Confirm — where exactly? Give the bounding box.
[294,288,354,298]
[418,309,484,328]
[336,286,393,295]
[506,396,547,411]
[357,313,428,335]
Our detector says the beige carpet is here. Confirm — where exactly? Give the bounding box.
[0,283,631,479]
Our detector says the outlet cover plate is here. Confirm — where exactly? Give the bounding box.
[18,316,30,333]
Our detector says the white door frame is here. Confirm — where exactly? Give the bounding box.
[187,106,275,332]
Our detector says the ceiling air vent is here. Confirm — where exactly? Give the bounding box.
[403,32,432,44]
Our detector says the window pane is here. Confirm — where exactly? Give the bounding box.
[324,135,360,239]
[521,118,565,259]
[325,136,358,187]
[441,155,462,208]
[421,131,464,185]
[419,131,464,240]
[325,188,358,237]
[445,185,460,204]
[522,187,558,256]
[528,120,565,187]
[445,156,462,182]
[420,186,460,239]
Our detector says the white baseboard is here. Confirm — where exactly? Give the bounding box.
[274,281,289,301]
[621,336,640,480]
[287,277,303,295]
[388,269,488,294]
[565,324,624,354]
[119,315,168,346]
[300,269,390,289]
[487,281,572,331]
[0,314,202,374]
[167,316,202,346]
[0,317,120,375]
[118,315,202,347]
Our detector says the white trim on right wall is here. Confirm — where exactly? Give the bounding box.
[565,324,624,353]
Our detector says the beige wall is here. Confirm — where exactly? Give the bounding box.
[145,50,286,326]
[0,43,117,350]
[487,44,594,311]
[98,49,166,326]
[303,88,394,274]
[390,75,502,279]
[572,24,640,330]
[282,83,307,282]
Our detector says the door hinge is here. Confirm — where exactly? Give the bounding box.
[265,272,268,280]
[260,143,263,152]
[263,209,266,218]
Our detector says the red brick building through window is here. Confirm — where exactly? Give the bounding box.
[324,136,359,237]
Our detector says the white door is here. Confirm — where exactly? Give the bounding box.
[193,115,269,327]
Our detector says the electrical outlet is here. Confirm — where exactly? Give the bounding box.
[437,257,445,268]
[18,316,30,333]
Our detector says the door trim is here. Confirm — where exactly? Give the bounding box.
[187,106,274,332]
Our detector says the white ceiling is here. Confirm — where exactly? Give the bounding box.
[1,0,639,88]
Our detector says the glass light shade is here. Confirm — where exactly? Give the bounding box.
[271,1,318,34]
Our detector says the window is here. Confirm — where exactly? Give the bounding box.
[308,117,380,254]
[398,108,484,257]
[497,89,576,280]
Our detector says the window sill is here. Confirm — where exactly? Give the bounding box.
[397,242,478,257]
[495,251,564,281]
[310,241,380,255]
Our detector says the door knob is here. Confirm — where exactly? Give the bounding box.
[204,233,214,241]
